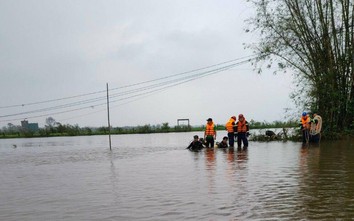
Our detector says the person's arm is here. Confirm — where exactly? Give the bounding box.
[186,142,193,149]
[299,120,304,129]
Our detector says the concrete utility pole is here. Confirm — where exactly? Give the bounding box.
[106,83,112,151]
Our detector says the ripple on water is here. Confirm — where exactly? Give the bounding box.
[1,136,354,220]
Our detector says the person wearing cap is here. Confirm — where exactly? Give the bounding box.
[235,114,249,150]
[300,111,311,144]
[225,116,236,147]
[204,118,216,148]
[186,135,204,151]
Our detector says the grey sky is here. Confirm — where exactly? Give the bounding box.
[0,0,296,128]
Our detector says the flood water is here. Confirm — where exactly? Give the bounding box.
[1,132,354,220]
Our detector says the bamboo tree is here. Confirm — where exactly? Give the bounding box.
[247,0,354,132]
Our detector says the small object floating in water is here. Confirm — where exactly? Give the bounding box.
[12,144,17,148]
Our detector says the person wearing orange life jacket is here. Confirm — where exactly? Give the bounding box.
[300,111,311,144]
[204,118,217,148]
[225,116,236,147]
[235,114,249,150]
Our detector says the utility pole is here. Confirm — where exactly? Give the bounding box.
[106,83,112,151]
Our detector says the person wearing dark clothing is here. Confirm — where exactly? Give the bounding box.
[186,135,204,151]
[235,114,249,150]
[217,136,229,148]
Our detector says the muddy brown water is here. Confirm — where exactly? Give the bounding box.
[1,132,354,220]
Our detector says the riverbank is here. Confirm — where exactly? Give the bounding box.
[0,121,298,139]
[1,120,352,140]
[249,128,354,142]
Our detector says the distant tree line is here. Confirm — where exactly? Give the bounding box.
[0,117,298,139]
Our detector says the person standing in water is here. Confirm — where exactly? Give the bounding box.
[204,118,216,148]
[235,114,249,150]
[310,112,322,143]
[300,112,311,144]
[225,116,236,147]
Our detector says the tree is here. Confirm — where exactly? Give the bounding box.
[45,117,56,128]
[5,123,19,134]
[161,122,170,132]
[247,0,354,131]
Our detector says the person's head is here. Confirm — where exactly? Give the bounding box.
[207,118,213,124]
[193,135,199,141]
[302,112,307,117]
[238,114,244,121]
[231,116,236,121]
[222,136,228,143]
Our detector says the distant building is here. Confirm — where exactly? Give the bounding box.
[21,120,39,132]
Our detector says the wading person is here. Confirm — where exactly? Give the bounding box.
[186,135,204,151]
[204,118,216,148]
[300,112,311,144]
[235,114,249,150]
[310,112,322,143]
[225,116,236,147]
[217,136,229,148]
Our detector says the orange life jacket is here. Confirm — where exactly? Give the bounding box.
[301,116,310,129]
[205,122,215,136]
[225,118,235,133]
[236,119,248,133]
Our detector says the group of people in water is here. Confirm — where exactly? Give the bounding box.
[300,111,322,144]
[187,111,323,151]
[187,114,250,151]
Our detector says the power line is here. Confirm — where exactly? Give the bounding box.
[0,56,256,123]
[0,89,106,109]
[108,54,256,91]
[0,55,256,109]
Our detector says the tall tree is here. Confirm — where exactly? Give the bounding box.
[45,117,56,128]
[247,0,354,131]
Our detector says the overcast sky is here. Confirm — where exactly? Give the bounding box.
[0,0,297,128]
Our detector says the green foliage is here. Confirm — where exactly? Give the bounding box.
[247,0,354,132]
[161,122,170,132]
[249,120,297,129]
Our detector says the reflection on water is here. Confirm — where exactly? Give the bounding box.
[1,133,354,220]
[297,140,354,219]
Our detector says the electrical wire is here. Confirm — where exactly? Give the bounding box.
[0,54,256,109]
[0,55,257,122]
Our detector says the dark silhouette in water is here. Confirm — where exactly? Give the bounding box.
[186,135,204,151]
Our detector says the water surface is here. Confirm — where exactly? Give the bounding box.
[1,133,354,220]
